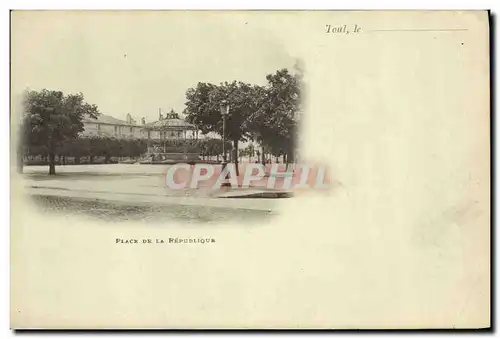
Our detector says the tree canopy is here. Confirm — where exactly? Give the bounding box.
[183,67,303,171]
[21,89,100,174]
[249,68,302,163]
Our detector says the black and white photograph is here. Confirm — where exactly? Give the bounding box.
[9,10,490,330]
[13,12,316,225]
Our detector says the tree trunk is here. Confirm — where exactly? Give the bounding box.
[288,149,295,164]
[286,149,295,171]
[90,156,94,164]
[233,139,239,176]
[261,146,265,165]
[48,152,56,175]
[75,156,80,165]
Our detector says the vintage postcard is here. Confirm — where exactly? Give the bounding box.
[10,10,490,329]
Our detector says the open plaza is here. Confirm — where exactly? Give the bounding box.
[20,163,293,224]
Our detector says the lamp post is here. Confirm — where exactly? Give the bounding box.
[220,100,230,170]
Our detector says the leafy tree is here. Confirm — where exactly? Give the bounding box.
[247,68,302,166]
[198,138,231,161]
[239,144,256,162]
[128,139,147,160]
[184,81,259,175]
[88,136,103,164]
[239,147,247,163]
[59,138,88,164]
[103,138,120,163]
[246,144,255,162]
[22,89,99,174]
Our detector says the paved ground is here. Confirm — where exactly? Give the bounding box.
[20,164,289,224]
[30,195,276,225]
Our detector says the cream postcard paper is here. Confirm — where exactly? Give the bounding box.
[10,11,490,329]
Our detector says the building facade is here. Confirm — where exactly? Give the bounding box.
[81,109,201,141]
[82,113,144,139]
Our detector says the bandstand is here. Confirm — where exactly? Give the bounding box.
[142,109,200,163]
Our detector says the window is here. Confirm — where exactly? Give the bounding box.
[130,127,133,133]
[97,124,101,132]
[114,126,118,133]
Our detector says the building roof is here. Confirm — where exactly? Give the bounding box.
[144,110,196,130]
[83,114,141,127]
[83,111,196,130]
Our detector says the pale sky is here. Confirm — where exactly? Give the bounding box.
[11,11,296,123]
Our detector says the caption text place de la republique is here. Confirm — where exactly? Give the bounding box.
[116,237,216,244]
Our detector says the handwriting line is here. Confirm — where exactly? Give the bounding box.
[368,28,468,32]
